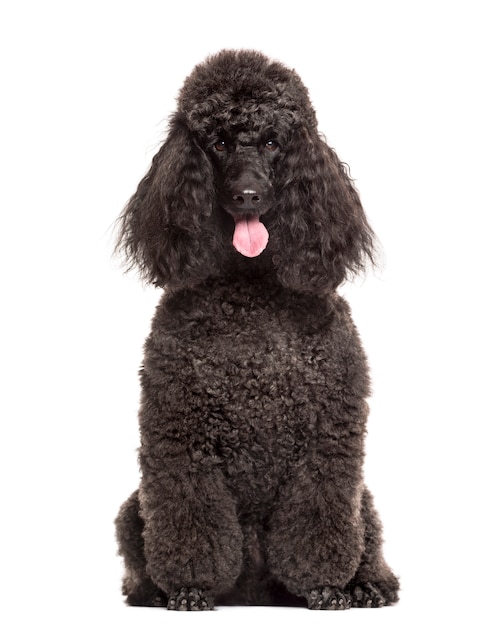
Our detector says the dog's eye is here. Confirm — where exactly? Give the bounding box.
[265,140,279,152]
[214,140,227,152]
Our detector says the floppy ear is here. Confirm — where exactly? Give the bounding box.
[271,128,376,293]
[115,114,223,288]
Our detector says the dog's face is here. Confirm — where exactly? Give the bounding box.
[210,131,279,219]
[179,50,311,261]
[206,129,281,257]
[116,50,376,292]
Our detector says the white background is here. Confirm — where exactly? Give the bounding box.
[1,1,502,624]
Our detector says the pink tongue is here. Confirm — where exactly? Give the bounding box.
[232,215,269,257]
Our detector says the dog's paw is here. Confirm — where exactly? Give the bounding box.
[167,587,214,611]
[306,586,351,610]
[349,582,388,608]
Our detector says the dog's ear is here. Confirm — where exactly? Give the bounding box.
[271,128,377,292]
[115,114,222,288]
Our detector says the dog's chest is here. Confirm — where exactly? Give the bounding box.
[196,334,319,509]
[152,282,346,508]
[187,298,333,504]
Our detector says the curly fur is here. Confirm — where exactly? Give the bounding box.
[114,49,399,610]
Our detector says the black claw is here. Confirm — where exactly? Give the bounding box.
[167,587,214,611]
[348,582,388,608]
[306,586,350,610]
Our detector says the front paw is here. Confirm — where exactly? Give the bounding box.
[306,586,351,610]
[167,587,214,611]
[348,580,398,607]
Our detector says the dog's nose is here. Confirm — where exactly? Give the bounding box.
[232,189,262,211]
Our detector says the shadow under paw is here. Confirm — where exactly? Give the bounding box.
[306,586,351,610]
[125,579,167,607]
[167,587,214,611]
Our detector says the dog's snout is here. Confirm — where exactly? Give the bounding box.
[232,189,262,210]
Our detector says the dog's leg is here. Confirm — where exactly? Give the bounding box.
[115,490,167,607]
[345,487,400,607]
[265,441,366,610]
[138,456,243,611]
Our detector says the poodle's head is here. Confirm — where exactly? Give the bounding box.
[116,49,376,293]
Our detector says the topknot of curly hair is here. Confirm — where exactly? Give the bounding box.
[178,49,317,135]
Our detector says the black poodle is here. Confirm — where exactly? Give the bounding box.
[114,49,399,611]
